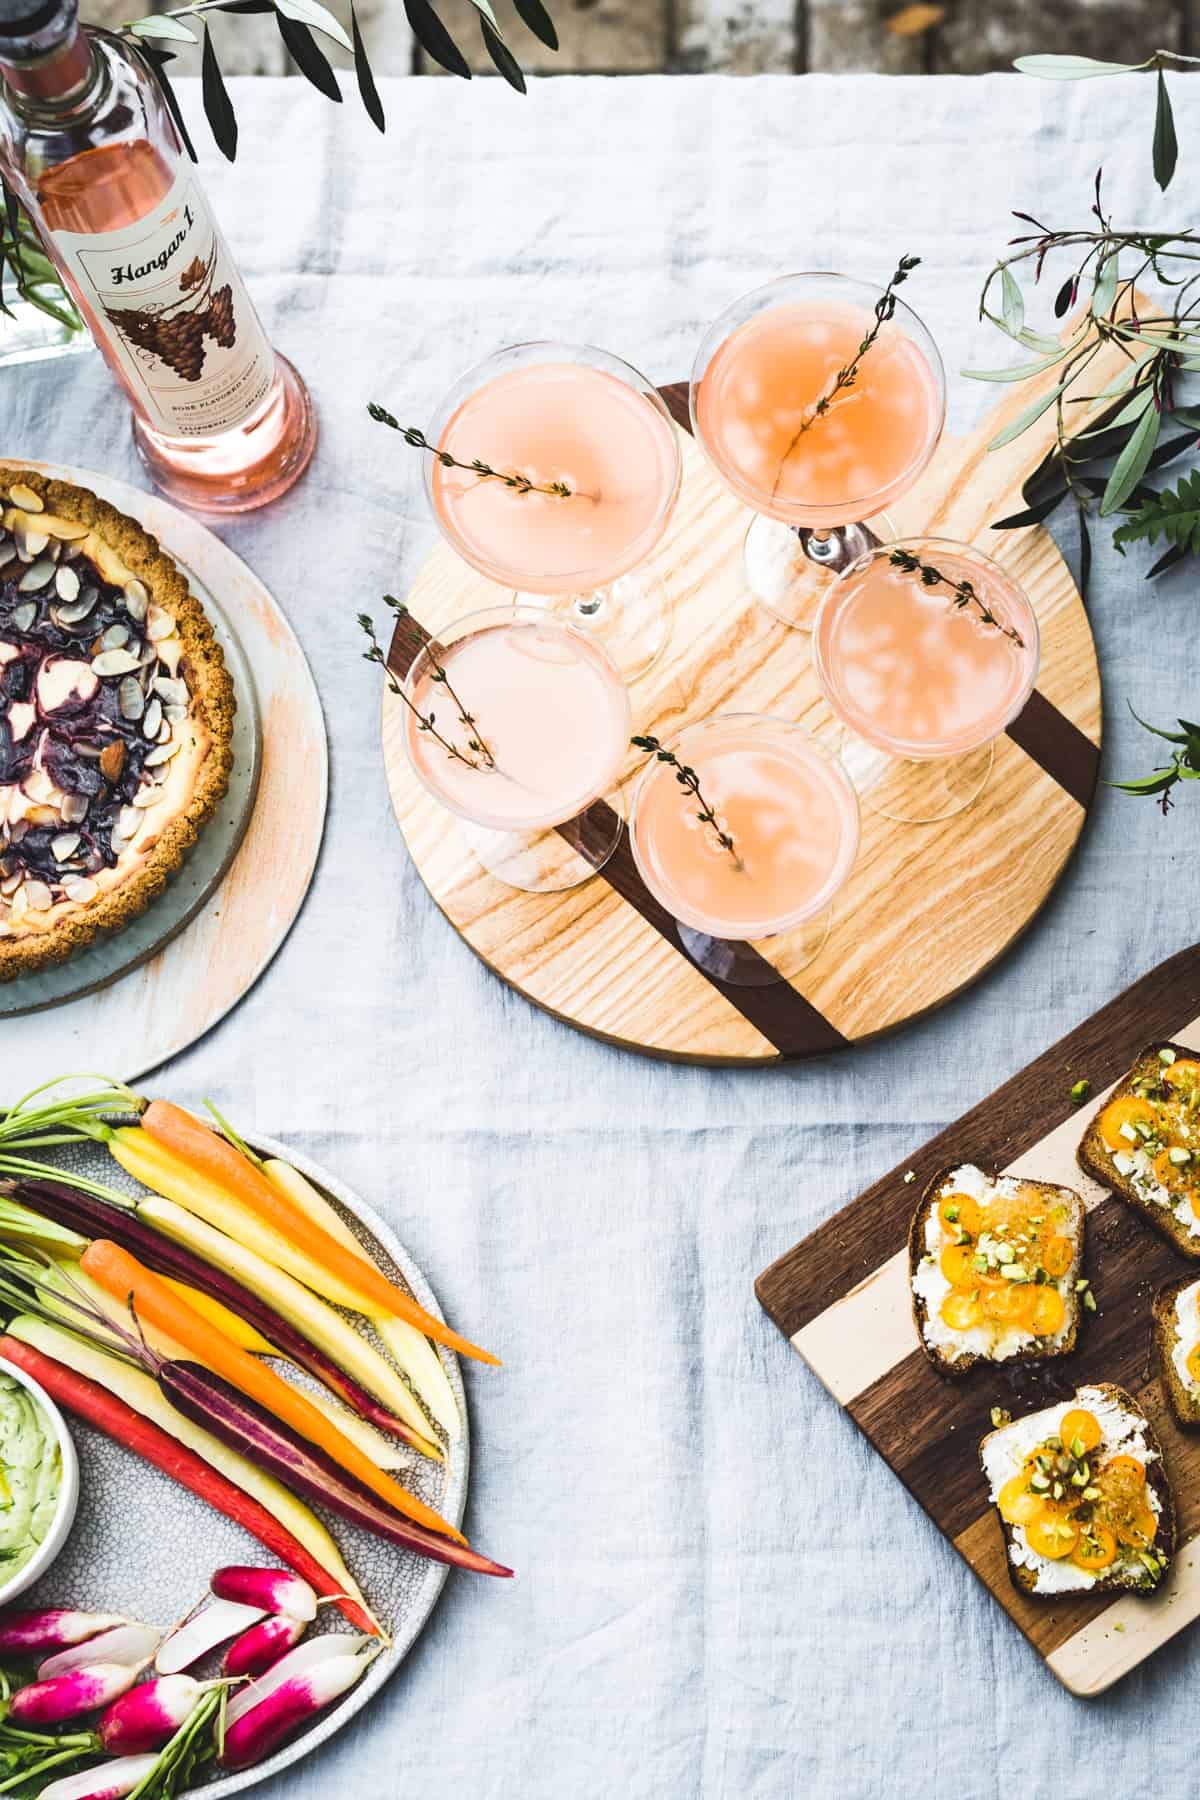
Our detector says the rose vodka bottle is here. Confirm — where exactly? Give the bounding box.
[0,0,316,512]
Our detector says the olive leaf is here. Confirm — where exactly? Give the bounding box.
[1013,53,1140,79]
[200,22,237,161]
[275,0,352,53]
[1153,69,1178,190]
[127,15,198,43]
[276,10,342,101]
[513,0,558,49]
[987,379,1070,451]
[350,0,384,132]
[1100,399,1161,514]
[404,0,471,76]
[1000,265,1024,336]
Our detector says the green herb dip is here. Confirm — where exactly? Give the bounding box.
[0,1373,61,1581]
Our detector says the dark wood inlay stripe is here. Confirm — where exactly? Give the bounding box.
[1005,687,1101,809]
[755,946,1200,1341]
[386,610,848,1059]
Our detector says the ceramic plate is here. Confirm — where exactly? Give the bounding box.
[21,1131,469,1795]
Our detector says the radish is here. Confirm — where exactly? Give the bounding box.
[0,1608,128,1654]
[9,1661,148,1725]
[155,1597,265,1674]
[224,1612,307,1678]
[224,1634,368,1730]
[219,1639,380,1771]
[38,1755,159,1799]
[210,1565,317,1621]
[39,1623,162,1681]
[97,1673,204,1754]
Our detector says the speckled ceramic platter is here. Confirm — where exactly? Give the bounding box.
[0,561,262,1018]
[0,459,327,1087]
[20,1130,470,1795]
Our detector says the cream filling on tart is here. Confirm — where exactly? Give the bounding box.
[0,499,210,938]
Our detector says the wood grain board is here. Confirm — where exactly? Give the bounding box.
[0,462,327,1088]
[756,946,1200,1696]
[382,313,1117,1063]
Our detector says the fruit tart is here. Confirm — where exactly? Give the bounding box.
[0,467,234,978]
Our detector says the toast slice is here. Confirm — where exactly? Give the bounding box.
[1078,1041,1200,1258]
[910,1164,1086,1377]
[1153,1274,1200,1428]
[980,1383,1175,1598]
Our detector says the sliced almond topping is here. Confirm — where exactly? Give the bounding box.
[8,484,43,514]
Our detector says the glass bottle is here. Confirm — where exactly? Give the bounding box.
[0,0,317,513]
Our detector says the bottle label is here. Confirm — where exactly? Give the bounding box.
[50,167,275,438]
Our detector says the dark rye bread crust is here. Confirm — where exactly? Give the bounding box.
[909,1164,1086,1378]
[981,1382,1176,1598]
[0,466,235,980]
[1077,1041,1200,1259]
[1153,1275,1200,1428]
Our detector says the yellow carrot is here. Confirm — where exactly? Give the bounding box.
[82,1239,464,1544]
[163,1279,279,1356]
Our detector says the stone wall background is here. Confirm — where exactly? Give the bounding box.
[82,0,1185,79]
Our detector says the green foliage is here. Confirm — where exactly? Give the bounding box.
[1113,469,1200,559]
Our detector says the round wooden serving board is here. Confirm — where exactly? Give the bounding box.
[382,358,1105,1065]
[0,461,327,1088]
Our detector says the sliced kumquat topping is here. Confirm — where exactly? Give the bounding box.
[1071,1524,1117,1572]
[998,1476,1044,1526]
[982,1284,1028,1323]
[1187,1341,1200,1385]
[1025,1509,1078,1560]
[1097,1095,1159,1152]
[939,1192,983,1236]
[940,1289,981,1332]
[1152,1147,1198,1194]
[1162,1057,1200,1094]
[1030,1287,1067,1337]
[1059,1408,1102,1455]
[1040,1235,1074,1278]
[1113,1505,1158,1549]
[940,1242,977,1286]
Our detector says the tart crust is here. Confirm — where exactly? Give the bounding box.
[0,466,235,980]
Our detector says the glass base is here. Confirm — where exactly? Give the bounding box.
[840,735,995,824]
[745,513,893,631]
[0,296,91,369]
[460,787,624,893]
[132,352,317,516]
[676,908,831,987]
[516,560,671,684]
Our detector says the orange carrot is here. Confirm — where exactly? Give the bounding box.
[82,1239,466,1545]
[140,1101,499,1367]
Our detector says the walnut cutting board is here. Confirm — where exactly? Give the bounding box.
[382,317,1114,1063]
[756,946,1200,1697]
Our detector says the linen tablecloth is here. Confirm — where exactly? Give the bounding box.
[6,68,1198,1798]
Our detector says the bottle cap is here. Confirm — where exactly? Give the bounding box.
[0,0,77,63]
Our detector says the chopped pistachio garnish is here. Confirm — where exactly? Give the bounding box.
[990,1406,1011,1428]
[1084,1289,1097,1312]
[903,1170,916,1184]
[1070,1078,1091,1105]
[1160,1047,1178,1066]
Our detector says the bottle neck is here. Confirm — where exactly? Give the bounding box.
[0,19,96,109]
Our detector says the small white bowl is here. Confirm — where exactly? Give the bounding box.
[0,1355,80,1607]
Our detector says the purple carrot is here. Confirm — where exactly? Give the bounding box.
[210,1565,316,1621]
[39,1755,159,1799]
[6,1176,431,1449]
[0,1609,127,1655]
[224,1612,307,1678]
[160,1361,510,1577]
[98,1674,205,1755]
[10,1661,148,1725]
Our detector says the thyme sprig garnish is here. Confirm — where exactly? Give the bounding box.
[632,735,742,867]
[888,548,1026,647]
[359,601,494,771]
[368,404,573,498]
[773,254,921,486]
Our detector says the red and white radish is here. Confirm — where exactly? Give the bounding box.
[38,1754,160,1800]
[97,1673,207,1755]
[224,1612,307,1679]
[0,1609,128,1654]
[219,1638,380,1771]
[9,1660,148,1725]
[210,1565,317,1622]
[155,1597,265,1674]
[224,1635,368,1730]
[39,1623,162,1681]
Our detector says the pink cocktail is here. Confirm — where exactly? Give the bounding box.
[402,604,630,892]
[630,715,859,985]
[691,273,945,629]
[813,539,1040,823]
[425,344,681,681]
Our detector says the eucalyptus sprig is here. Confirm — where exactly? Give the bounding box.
[632,735,742,867]
[888,548,1026,646]
[368,406,572,499]
[359,603,493,771]
[1110,708,1200,813]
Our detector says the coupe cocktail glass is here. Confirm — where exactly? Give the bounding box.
[629,714,860,986]
[812,538,1040,824]
[690,273,945,630]
[425,343,681,682]
[402,603,631,893]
